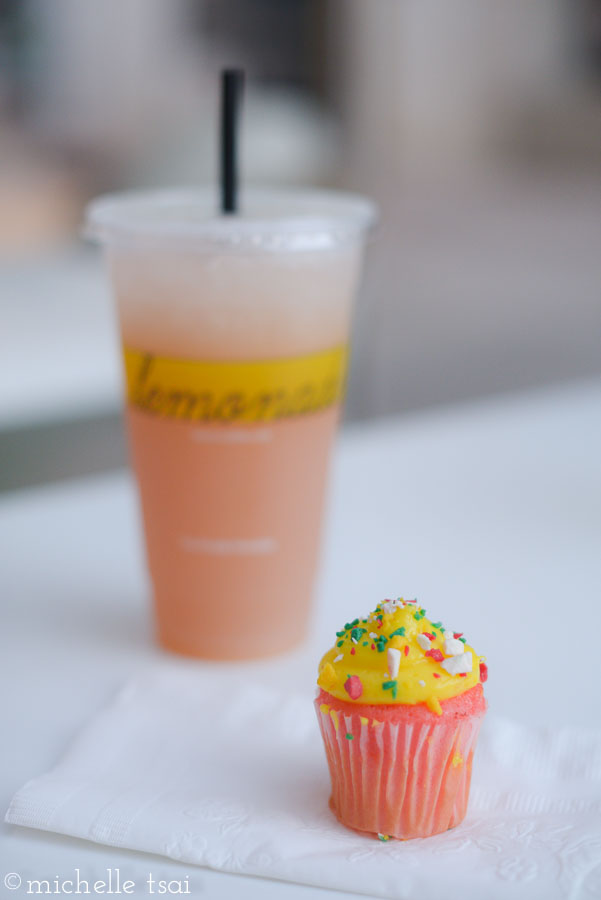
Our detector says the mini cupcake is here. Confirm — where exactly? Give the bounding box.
[315,597,487,840]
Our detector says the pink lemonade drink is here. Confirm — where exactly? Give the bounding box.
[87,188,375,659]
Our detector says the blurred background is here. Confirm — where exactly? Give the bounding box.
[1,0,600,490]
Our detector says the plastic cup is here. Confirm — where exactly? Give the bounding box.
[86,187,375,659]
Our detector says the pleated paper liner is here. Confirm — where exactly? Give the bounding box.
[316,684,486,840]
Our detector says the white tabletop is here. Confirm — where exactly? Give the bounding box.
[2,379,600,897]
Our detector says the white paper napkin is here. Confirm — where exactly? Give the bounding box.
[6,665,601,899]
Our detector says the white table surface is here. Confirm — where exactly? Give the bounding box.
[2,379,600,898]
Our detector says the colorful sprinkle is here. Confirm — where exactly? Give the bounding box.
[350,647,356,655]
[382,679,398,699]
[345,733,354,740]
[418,679,426,687]
[441,652,473,676]
[389,627,406,638]
[381,599,401,614]
[454,632,463,639]
[432,672,441,679]
[425,648,444,662]
[377,833,390,841]
[443,636,465,657]
[422,632,435,641]
[479,661,488,683]
[403,645,409,656]
[387,647,402,679]
[344,675,363,700]
[417,634,431,651]
[336,640,344,647]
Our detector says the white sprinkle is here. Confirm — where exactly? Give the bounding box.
[369,632,378,639]
[381,598,401,615]
[444,629,454,639]
[333,654,344,663]
[387,647,402,679]
[351,637,358,643]
[418,679,426,687]
[443,637,465,657]
[441,652,473,676]
[416,634,431,651]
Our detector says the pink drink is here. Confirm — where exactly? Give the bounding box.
[87,189,374,658]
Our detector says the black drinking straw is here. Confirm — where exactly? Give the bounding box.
[220,68,244,214]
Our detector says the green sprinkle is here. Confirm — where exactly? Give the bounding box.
[432,621,442,629]
[362,641,368,646]
[337,640,344,647]
[382,679,398,699]
[459,637,466,643]
[345,733,353,740]
[413,612,422,621]
[376,635,388,652]
[389,627,406,638]
[351,627,366,642]
[336,630,345,637]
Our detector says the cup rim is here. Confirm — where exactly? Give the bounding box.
[84,185,377,252]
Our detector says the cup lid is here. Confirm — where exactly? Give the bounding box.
[85,186,377,252]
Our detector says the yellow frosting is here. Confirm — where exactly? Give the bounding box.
[317,598,484,714]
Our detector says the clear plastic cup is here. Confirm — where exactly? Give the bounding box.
[86,187,376,659]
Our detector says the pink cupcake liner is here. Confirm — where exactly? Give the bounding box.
[315,685,486,840]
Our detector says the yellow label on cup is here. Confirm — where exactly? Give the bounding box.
[123,345,348,423]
